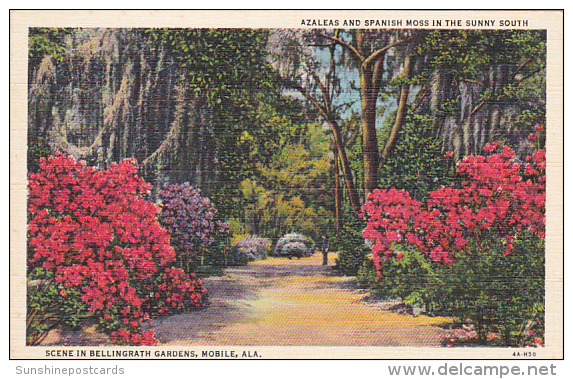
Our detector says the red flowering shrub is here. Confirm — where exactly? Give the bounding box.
[361,140,546,346]
[27,153,206,345]
[362,142,545,273]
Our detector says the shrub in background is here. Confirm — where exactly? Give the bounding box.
[273,233,314,258]
[27,153,205,346]
[158,183,229,271]
[334,214,369,276]
[280,241,308,259]
[356,247,433,303]
[232,235,271,261]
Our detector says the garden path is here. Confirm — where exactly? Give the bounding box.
[151,252,449,346]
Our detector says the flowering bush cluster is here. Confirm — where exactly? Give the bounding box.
[232,235,271,261]
[158,182,228,271]
[273,233,314,258]
[522,319,545,348]
[439,323,544,348]
[362,142,545,273]
[360,135,546,347]
[439,326,491,347]
[27,153,206,345]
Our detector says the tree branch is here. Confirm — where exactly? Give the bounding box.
[362,37,414,70]
[379,54,414,166]
[514,57,533,76]
[307,43,336,47]
[279,76,330,120]
[310,71,331,112]
[470,66,543,116]
[319,33,364,62]
[515,67,543,85]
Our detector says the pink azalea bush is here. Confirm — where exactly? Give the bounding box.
[361,142,545,272]
[27,153,206,345]
[360,127,546,346]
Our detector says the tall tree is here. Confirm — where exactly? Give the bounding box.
[267,29,361,214]
[320,30,418,198]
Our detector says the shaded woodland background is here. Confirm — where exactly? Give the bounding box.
[27,27,546,246]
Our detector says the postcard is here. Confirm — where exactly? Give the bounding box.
[10,10,563,359]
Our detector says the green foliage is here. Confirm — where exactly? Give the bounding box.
[146,28,274,105]
[26,267,87,345]
[419,30,545,80]
[335,246,367,277]
[356,257,380,291]
[516,108,546,129]
[237,178,321,241]
[357,245,436,303]
[28,28,69,63]
[427,236,544,346]
[359,235,544,347]
[27,135,52,174]
[334,212,369,276]
[146,28,309,227]
[230,123,335,243]
[199,245,243,270]
[378,112,456,200]
[210,74,309,223]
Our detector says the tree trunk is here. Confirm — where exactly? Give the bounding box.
[329,120,361,214]
[320,30,416,201]
[360,67,380,199]
[279,75,361,215]
[380,54,414,165]
[333,146,342,234]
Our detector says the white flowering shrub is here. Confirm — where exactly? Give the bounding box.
[273,233,315,258]
[233,235,271,261]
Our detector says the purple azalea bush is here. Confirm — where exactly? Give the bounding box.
[158,183,228,266]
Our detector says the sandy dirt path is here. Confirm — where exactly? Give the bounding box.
[151,252,449,346]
